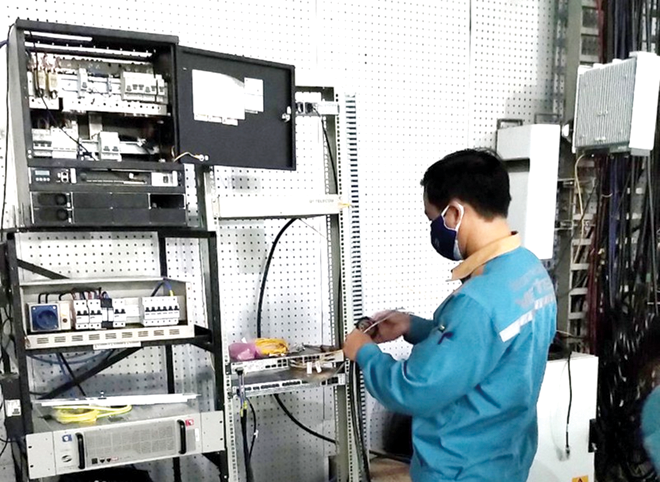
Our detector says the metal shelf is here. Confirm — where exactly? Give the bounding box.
[25,327,213,356]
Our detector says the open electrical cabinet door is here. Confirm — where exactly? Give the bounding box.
[175,46,296,170]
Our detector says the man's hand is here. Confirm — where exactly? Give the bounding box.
[343,329,374,361]
[370,310,411,344]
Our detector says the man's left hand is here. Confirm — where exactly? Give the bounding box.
[343,329,374,361]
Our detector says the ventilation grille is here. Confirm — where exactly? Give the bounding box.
[84,420,179,465]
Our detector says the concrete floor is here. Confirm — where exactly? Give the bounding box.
[371,459,411,482]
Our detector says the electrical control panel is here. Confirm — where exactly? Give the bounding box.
[7,19,299,228]
[8,20,188,228]
[20,278,191,348]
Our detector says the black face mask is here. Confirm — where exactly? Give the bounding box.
[430,204,464,261]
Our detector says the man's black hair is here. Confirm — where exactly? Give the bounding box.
[421,148,512,219]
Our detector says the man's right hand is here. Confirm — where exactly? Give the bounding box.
[370,311,411,344]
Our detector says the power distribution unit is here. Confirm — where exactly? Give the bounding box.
[26,404,225,478]
[8,20,188,228]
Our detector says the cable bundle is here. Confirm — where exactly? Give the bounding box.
[591,153,660,482]
[52,405,132,424]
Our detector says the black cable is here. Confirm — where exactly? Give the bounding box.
[274,392,410,464]
[645,158,659,314]
[313,108,339,194]
[150,282,165,297]
[349,363,371,482]
[57,353,87,397]
[273,393,334,443]
[0,438,9,460]
[565,350,573,457]
[256,218,297,338]
[240,407,255,482]
[247,397,258,460]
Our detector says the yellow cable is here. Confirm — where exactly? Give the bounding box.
[254,338,288,356]
[52,405,132,424]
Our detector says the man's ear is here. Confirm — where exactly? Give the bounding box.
[443,202,464,229]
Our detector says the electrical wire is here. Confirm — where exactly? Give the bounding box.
[565,350,573,457]
[313,108,339,194]
[151,280,174,297]
[273,393,411,465]
[247,397,258,460]
[349,362,371,481]
[57,353,87,397]
[254,338,288,356]
[27,37,95,160]
[0,438,10,461]
[28,350,109,366]
[256,218,297,338]
[240,398,255,482]
[51,404,132,424]
[273,394,334,444]
[172,151,207,163]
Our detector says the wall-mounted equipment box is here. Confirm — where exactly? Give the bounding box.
[497,124,560,260]
[573,52,660,156]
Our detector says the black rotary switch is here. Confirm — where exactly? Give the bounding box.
[54,193,68,206]
[56,209,69,221]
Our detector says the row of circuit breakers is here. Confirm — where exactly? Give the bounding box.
[28,296,181,333]
[8,19,297,228]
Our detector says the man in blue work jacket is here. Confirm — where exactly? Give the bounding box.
[343,149,557,482]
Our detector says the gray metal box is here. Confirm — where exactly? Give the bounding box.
[26,404,224,478]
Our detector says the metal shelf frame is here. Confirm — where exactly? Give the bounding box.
[2,226,229,482]
[211,86,362,482]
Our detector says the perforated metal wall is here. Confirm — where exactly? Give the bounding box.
[0,1,557,481]
[469,0,557,147]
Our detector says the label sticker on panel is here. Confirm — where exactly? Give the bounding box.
[5,400,20,417]
[244,78,264,114]
[572,477,589,482]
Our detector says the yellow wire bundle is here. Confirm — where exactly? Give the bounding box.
[52,405,132,424]
[254,338,288,356]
